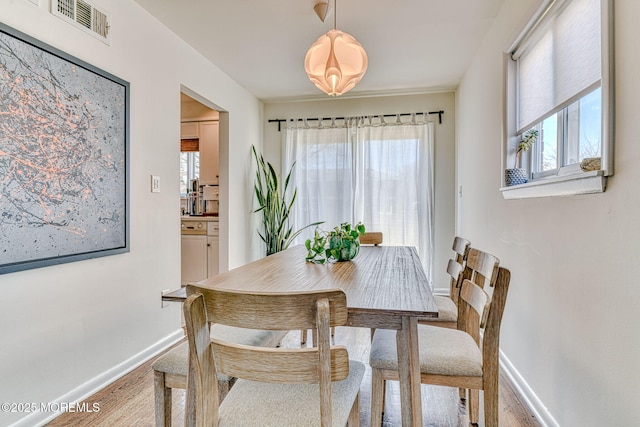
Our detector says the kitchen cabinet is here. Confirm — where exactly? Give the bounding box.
[180,122,199,139]
[199,121,219,185]
[180,120,219,185]
[206,221,219,277]
[180,234,207,286]
[181,219,219,285]
[207,236,219,277]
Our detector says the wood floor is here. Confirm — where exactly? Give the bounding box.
[48,327,541,427]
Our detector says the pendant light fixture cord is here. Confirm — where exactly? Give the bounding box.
[333,0,337,30]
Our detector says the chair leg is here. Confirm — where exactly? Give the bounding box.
[184,368,196,427]
[468,389,479,425]
[348,390,360,426]
[218,379,230,403]
[300,329,307,345]
[459,387,466,401]
[484,382,499,427]
[153,370,172,427]
[331,326,335,338]
[370,368,385,427]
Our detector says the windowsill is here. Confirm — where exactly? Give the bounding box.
[501,170,607,199]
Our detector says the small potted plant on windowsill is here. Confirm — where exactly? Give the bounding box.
[505,129,538,186]
[305,222,366,264]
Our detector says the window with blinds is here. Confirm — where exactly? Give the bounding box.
[515,0,601,133]
[502,0,614,196]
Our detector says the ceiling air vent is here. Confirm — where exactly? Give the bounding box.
[52,0,111,45]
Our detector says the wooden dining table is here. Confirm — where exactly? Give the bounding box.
[163,244,438,426]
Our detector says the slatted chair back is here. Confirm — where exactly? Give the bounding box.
[417,237,469,330]
[464,247,500,290]
[458,248,500,329]
[458,279,490,345]
[449,237,471,304]
[360,231,383,246]
[452,236,471,264]
[446,258,465,305]
[183,286,350,427]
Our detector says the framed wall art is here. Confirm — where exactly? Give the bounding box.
[0,23,130,274]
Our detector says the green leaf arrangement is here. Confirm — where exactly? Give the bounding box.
[305,222,366,264]
[514,129,539,168]
[252,145,322,256]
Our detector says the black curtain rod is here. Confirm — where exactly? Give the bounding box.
[268,110,444,131]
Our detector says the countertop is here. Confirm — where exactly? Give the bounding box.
[181,215,219,221]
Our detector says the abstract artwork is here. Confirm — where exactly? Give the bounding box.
[0,23,129,274]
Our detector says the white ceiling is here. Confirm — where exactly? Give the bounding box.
[134,0,506,102]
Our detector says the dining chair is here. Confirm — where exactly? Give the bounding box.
[424,243,499,329]
[151,326,287,427]
[183,285,365,427]
[412,236,469,331]
[359,231,383,246]
[429,236,470,321]
[301,231,384,345]
[422,245,499,401]
[369,266,511,427]
[447,236,471,305]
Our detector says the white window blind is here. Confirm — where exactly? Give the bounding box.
[515,0,601,133]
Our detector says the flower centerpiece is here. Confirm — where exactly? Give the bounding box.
[305,222,366,264]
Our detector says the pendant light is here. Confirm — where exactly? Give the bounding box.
[304,0,368,96]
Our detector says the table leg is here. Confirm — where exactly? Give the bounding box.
[395,315,422,426]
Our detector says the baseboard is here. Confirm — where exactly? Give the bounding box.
[499,349,560,427]
[9,329,185,427]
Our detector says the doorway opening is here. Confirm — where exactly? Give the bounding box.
[179,87,229,277]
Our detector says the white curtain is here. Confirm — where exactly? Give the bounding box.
[283,115,435,284]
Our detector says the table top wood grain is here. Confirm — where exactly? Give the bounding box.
[164,245,438,329]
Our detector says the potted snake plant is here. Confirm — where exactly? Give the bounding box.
[252,145,322,256]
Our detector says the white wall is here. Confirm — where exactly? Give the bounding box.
[264,93,456,289]
[456,1,640,425]
[0,1,262,425]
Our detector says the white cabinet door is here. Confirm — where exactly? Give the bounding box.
[207,236,219,277]
[181,235,208,286]
[180,122,199,139]
[199,121,219,185]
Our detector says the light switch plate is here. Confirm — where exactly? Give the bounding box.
[151,175,160,193]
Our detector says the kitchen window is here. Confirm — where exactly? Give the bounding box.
[179,152,199,197]
[502,0,614,199]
